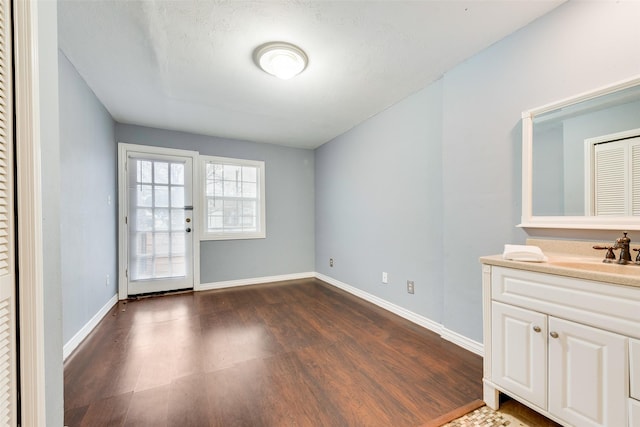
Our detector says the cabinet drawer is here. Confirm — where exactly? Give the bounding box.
[491,267,640,339]
[633,340,640,400]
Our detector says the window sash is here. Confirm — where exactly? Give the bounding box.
[201,156,265,240]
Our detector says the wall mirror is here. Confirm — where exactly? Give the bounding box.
[520,75,640,230]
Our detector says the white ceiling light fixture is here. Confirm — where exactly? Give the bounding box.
[254,42,308,80]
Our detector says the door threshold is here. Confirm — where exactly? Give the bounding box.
[127,288,193,300]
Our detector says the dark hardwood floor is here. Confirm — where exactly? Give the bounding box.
[64,278,483,426]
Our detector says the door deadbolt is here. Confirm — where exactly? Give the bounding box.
[186,218,191,223]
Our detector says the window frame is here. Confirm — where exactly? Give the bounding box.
[200,155,266,241]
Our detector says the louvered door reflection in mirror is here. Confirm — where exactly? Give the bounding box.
[590,136,640,216]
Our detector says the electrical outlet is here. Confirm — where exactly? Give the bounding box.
[329,258,334,267]
[382,272,388,284]
[407,280,415,294]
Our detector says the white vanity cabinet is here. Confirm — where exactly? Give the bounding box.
[631,339,640,427]
[483,264,640,427]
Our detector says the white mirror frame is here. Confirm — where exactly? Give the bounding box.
[520,74,640,230]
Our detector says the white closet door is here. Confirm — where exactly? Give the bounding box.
[0,0,16,424]
[594,142,626,216]
[631,141,640,216]
[593,136,640,216]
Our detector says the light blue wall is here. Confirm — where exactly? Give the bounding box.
[316,1,640,343]
[532,124,564,215]
[59,51,117,345]
[315,81,444,321]
[441,0,640,341]
[115,124,315,283]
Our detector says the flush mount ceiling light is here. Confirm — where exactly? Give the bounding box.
[254,42,308,80]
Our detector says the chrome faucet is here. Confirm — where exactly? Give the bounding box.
[613,232,632,264]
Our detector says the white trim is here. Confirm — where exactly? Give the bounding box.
[521,113,533,226]
[441,327,484,356]
[316,273,443,334]
[526,74,640,117]
[198,272,315,291]
[315,273,484,356]
[14,0,47,425]
[117,143,200,299]
[521,74,640,230]
[72,271,484,365]
[584,134,595,216]
[518,215,640,230]
[193,158,201,292]
[63,294,118,361]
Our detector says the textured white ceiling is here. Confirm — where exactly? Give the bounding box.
[58,0,564,149]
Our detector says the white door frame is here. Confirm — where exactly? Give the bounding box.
[118,143,200,299]
[14,0,47,425]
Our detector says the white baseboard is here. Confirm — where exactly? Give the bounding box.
[198,272,316,291]
[316,272,443,334]
[63,293,118,361]
[441,326,484,355]
[315,272,484,356]
[66,273,483,363]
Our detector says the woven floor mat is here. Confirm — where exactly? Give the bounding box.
[441,405,510,427]
[440,399,562,427]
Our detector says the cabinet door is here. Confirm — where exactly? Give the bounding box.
[631,399,640,427]
[491,301,547,409]
[548,317,626,427]
[632,339,640,400]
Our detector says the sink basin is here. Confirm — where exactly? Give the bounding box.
[547,258,640,275]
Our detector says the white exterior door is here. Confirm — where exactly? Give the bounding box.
[548,317,626,427]
[119,145,197,296]
[491,301,547,410]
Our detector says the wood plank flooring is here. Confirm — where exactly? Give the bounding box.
[64,278,483,426]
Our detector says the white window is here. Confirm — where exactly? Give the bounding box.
[201,155,266,240]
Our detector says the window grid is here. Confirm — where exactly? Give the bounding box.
[202,157,265,239]
[132,159,187,280]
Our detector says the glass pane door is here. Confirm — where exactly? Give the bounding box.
[127,153,193,295]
